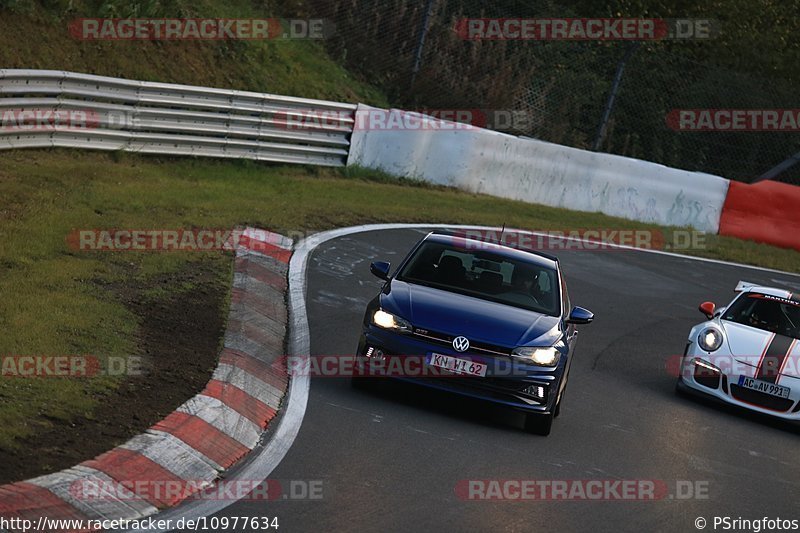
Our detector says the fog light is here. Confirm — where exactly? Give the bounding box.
[692,358,721,389]
[692,358,720,374]
[365,346,384,361]
[523,385,545,399]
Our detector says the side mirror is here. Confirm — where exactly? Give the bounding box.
[699,301,716,319]
[566,306,594,325]
[370,261,391,281]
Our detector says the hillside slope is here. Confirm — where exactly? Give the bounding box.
[0,0,387,104]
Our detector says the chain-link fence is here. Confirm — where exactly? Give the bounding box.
[287,0,800,185]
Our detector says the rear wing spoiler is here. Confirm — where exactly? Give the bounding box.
[735,280,759,292]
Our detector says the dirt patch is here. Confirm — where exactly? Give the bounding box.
[0,257,229,484]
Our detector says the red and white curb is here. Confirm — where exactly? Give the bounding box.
[0,228,292,530]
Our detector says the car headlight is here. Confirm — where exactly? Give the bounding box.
[511,346,561,367]
[697,327,723,352]
[372,309,413,333]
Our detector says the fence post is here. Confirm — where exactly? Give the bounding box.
[592,42,639,151]
[752,151,800,183]
[410,0,436,88]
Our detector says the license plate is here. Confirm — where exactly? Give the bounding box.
[737,376,791,399]
[427,353,487,377]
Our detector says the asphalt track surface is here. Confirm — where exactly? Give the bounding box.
[210,228,800,532]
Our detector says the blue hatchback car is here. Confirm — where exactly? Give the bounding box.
[353,231,593,435]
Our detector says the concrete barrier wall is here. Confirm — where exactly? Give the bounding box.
[348,105,731,233]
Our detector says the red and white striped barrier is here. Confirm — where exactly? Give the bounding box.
[718,180,800,252]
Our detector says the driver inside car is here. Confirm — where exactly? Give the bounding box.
[509,265,543,302]
[749,300,785,334]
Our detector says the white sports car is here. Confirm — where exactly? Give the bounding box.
[677,281,800,419]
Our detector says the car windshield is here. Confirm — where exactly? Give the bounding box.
[396,241,561,316]
[721,292,800,339]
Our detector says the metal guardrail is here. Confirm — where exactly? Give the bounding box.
[0,70,356,166]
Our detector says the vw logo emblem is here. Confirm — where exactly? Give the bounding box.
[452,336,470,352]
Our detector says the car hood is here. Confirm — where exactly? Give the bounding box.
[721,320,800,378]
[381,280,561,348]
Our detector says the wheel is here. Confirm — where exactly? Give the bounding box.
[554,384,566,418]
[524,411,554,436]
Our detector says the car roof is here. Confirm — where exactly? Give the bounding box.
[425,231,559,269]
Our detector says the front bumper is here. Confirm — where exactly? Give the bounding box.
[356,326,565,414]
[679,348,800,420]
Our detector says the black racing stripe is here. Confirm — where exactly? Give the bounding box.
[755,334,794,383]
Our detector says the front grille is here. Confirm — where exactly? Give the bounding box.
[412,328,511,356]
[730,384,795,412]
[425,375,549,404]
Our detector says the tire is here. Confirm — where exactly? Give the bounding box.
[524,411,554,436]
[554,384,566,418]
